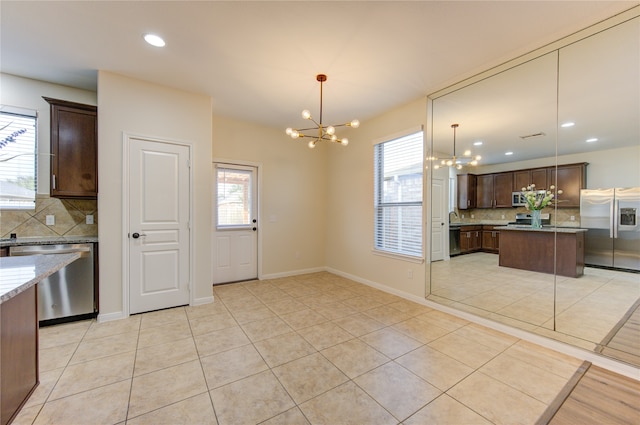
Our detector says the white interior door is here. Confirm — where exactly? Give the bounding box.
[431,177,445,261]
[212,163,258,284]
[128,137,191,314]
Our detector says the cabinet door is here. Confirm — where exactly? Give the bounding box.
[513,170,531,192]
[457,174,476,210]
[531,168,548,189]
[45,97,98,198]
[472,231,482,250]
[476,175,494,208]
[460,231,471,252]
[494,172,514,207]
[548,163,586,207]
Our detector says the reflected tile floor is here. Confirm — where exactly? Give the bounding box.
[17,272,590,425]
[430,252,640,351]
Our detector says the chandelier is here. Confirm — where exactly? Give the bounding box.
[285,74,360,149]
[433,123,481,169]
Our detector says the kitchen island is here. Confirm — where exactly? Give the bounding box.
[495,226,587,278]
[0,253,79,425]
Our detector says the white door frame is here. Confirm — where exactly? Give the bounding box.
[212,157,262,282]
[122,133,194,318]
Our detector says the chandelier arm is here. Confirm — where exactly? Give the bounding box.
[319,78,323,125]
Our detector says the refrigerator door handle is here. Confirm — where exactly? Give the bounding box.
[613,199,619,238]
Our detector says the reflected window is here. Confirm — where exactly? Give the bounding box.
[373,130,423,257]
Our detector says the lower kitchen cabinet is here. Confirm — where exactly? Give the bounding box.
[460,226,482,253]
[482,226,500,253]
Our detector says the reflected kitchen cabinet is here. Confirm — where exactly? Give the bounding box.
[514,168,548,191]
[457,173,477,209]
[477,172,513,208]
[548,163,587,207]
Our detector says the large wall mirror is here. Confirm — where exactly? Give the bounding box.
[427,12,639,367]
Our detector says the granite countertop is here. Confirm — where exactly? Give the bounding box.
[494,226,587,233]
[0,236,98,248]
[0,253,81,304]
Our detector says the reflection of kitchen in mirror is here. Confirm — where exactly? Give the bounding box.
[427,11,640,368]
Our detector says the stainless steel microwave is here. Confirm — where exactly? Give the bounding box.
[512,192,526,207]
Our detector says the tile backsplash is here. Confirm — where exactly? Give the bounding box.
[0,195,97,238]
[453,206,581,227]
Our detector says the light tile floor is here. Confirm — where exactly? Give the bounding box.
[429,252,640,353]
[15,272,587,425]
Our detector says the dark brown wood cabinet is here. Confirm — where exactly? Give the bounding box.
[481,225,500,253]
[457,174,476,210]
[531,168,549,189]
[1,285,38,425]
[44,97,97,199]
[548,163,587,208]
[460,225,482,253]
[476,172,513,208]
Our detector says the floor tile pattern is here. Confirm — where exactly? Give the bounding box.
[15,272,589,425]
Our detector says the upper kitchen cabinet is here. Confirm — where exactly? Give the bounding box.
[476,172,513,208]
[548,163,587,208]
[44,97,97,199]
[457,174,476,209]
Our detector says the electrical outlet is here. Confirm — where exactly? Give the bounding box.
[46,215,55,225]
[501,214,505,219]
[461,214,465,219]
[407,269,413,279]
[86,214,94,224]
[570,216,575,221]
[471,214,475,219]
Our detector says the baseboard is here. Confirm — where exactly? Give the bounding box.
[260,266,326,280]
[325,267,426,304]
[97,311,127,323]
[193,295,214,306]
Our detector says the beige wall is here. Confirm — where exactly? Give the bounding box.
[97,71,213,319]
[212,115,328,277]
[325,97,429,299]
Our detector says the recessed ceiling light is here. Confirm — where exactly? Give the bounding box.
[144,33,166,47]
[561,122,575,128]
[473,141,483,146]
[505,151,513,156]
[586,138,598,143]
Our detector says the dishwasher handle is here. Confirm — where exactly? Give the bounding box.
[9,245,92,256]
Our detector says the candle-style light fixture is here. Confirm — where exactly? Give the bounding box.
[433,123,481,169]
[285,74,360,149]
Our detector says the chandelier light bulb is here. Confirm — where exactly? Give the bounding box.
[446,160,453,166]
[291,130,300,139]
[308,140,316,149]
[341,138,349,146]
[350,119,360,128]
[326,126,335,135]
[456,164,463,170]
[475,155,481,160]
[470,160,478,166]
[302,110,311,120]
[434,164,440,169]
[463,150,471,156]
[285,127,293,135]
[331,134,337,141]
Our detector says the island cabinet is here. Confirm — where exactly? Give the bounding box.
[457,174,476,210]
[1,285,38,425]
[499,228,586,277]
[460,225,482,253]
[548,163,587,208]
[477,172,513,208]
[44,97,98,199]
[481,225,500,253]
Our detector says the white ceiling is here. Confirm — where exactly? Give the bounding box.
[1,1,637,161]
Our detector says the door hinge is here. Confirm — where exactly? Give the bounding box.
[187,159,191,168]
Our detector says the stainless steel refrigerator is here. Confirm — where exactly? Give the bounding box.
[580,187,640,271]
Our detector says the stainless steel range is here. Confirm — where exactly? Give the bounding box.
[508,212,551,226]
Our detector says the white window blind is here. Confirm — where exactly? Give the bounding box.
[0,107,37,210]
[374,131,423,257]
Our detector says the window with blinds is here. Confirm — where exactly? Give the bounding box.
[374,130,423,258]
[0,107,37,210]
[216,167,253,227]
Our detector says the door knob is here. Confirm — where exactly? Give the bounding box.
[252,227,257,231]
[132,232,147,239]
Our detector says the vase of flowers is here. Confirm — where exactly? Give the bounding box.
[520,184,562,228]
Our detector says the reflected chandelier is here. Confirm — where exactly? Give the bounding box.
[285,74,360,149]
[433,123,481,169]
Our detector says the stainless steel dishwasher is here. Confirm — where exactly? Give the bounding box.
[9,243,96,324]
